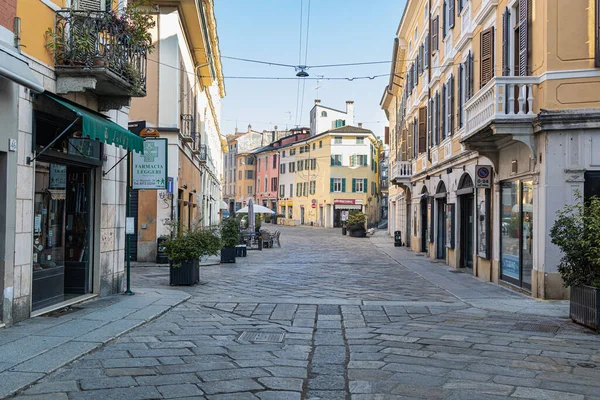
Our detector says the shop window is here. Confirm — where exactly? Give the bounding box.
[500,180,533,290]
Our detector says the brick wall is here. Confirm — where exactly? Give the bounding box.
[0,0,16,32]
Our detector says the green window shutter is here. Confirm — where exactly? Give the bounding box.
[330,178,334,192]
[330,155,334,166]
[364,179,368,192]
[352,178,356,193]
[363,156,368,166]
[342,178,346,192]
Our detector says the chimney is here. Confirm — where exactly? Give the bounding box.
[248,124,252,132]
[358,122,363,128]
[346,100,354,124]
[314,99,321,105]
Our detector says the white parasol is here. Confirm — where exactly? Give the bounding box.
[237,204,276,214]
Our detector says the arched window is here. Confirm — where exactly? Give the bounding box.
[321,111,327,117]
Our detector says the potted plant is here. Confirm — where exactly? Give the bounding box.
[220,217,239,263]
[163,227,202,286]
[346,210,367,237]
[550,194,600,331]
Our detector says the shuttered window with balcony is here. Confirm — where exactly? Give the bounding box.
[432,17,439,52]
[502,8,511,76]
[518,0,530,76]
[480,27,495,87]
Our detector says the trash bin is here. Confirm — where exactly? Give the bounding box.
[394,230,402,247]
[156,236,169,263]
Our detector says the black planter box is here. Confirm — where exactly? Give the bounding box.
[221,247,236,263]
[570,285,600,332]
[349,229,367,237]
[235,245,247,257]
[169,260,199,286]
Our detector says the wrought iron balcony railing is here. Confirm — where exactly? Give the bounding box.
[52,9,147,96]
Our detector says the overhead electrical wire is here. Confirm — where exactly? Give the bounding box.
[294,0,304,127]
[298,0,311,126]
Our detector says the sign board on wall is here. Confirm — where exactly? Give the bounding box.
[132,139,168,190]
[334,199,356,205]
[477,188,490,259]
[475,165,492,188]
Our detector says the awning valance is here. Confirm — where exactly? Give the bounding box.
[47,95,144,154]
[0,43,44,93]
[335,204,362,210]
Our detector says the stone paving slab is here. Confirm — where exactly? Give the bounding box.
[0,288,189,398]
[9,227,600,400]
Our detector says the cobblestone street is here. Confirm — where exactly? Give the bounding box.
[13,227,600,400]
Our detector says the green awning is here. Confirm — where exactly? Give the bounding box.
[47,95,144,154]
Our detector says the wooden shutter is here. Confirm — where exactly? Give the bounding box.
[424,35,429,68]
[364,179,368,192]
[480,27,495,87]
[342,178,346,193]
[418,107,427,153]
[464,56,470,100]
[330,178,334,192]
[449,74,455,135]
[432,17,439,51]
[468,52,474,98]
[407,122,413,160]
[402,127,408,161]
[428,99,433,148]
[384,126,389,144]
[419,45,424,75]
[502,8,511,76]
[458,64,463,127]
[449,0,455,29]
[73,0,102,10]
[352,178,356,193]
[443,0,447,36]
[415,57,419,83]
[518,0,529,76]
[441,84,446,140]
[597,0,600,67]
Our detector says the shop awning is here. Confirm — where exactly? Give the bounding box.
[0,43,44,93]
[47,95,144,154]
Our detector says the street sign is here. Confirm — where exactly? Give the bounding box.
[132,138,168,190]
[475,165,492,188]
[311,203,316,208]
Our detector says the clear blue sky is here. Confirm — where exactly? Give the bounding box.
[214,0,406,138]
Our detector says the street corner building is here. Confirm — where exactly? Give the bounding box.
[128,0,226,262]
[0,0,218,325]
[381,0,600,300]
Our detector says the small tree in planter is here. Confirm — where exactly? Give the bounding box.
[220,217,239,263]
[346,211,367,237]
[163,227,201,286]
[550,194,600,331]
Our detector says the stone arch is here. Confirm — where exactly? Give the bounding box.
[436,180,447,195]
[458,173,474,190]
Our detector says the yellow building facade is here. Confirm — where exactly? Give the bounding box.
[382,0,600,299]
[282,126,383,228]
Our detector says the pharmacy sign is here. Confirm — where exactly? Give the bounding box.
[132,138,168,190]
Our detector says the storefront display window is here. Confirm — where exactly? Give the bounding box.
[500,180,533,290]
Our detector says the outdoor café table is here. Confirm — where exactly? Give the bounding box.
[242,231,262,250]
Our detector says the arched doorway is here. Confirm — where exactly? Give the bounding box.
[457,174,474,268]
[420,186,429,253]
[435,181,447,259]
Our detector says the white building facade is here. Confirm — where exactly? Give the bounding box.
[310,99,355,136]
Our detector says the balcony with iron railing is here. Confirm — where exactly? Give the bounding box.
[50,10,148,109]
[391,160,412,186]
[463,76,537,140]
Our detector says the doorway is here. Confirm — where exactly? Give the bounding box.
[32,162,94,310]
[460,194,474,268]
[319,206,324,226]
[300,207,305,225]
[457,174,475,269]
[420,197,428,253]
[435,182,447,259]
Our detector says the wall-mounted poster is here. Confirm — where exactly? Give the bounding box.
[445,203,455,249]
[477,188,490,259]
